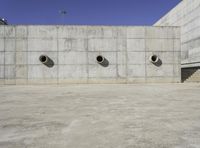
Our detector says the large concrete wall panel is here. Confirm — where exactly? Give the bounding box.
[4,26,15,38]
[0,39,4,51]
[16,39,27,52]
[154,0,200,67]
[0,26,4,37]
[28,39,57,52]
[16,26,27,38]
[127,39,145,51]
[28,65,58,79]
[59,52,87,65]
[0,66,4,79]
[127,65,145,77]
[58,26,88,38]
[127,27,145,38]
[28,26,57,38]
[127,52,145,64]
[5,39,15,52]
[0,25,181,84]
[88,39,117,51]
[0,28,4,84]
[146,39,174,52]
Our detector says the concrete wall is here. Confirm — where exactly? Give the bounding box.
[154,0,200,68]
[0,25,180,84]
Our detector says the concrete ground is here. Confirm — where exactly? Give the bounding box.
[0,84,200,148]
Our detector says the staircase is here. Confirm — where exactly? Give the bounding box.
[182,68,200,83]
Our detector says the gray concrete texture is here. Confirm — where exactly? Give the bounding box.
[154,0,200,67]
[0,84,200,147]
[0,26,181,84]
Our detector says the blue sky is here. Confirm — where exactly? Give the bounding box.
[0,0,181,25]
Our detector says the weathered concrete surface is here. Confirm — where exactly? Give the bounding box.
[0,84,200,147]
[154,0,200,68]
[0,26,181,84]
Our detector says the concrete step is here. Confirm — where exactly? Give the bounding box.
[187,76,200,79]
[189,74,200,77]
[191,72,200,75]
[185,78,200,82]
[185,77,200,82]
[190,76,200,78]
[185,79,200,83]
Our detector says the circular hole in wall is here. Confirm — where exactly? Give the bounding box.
[151,55,158,62]
[39,55,48,63]
[96,55,104,63]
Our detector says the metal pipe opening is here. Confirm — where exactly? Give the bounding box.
[39,55,49,64]
[149,55,159,63]
[96,55,105,64]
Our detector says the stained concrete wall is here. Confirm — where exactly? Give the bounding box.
[154,0,200,68]
[0,25,180,84]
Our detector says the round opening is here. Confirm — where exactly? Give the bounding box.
[39,55,48,63]
[96,55,104,63]
[151,55,158,62]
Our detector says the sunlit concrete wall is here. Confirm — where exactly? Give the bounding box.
[154,0,200,68]
[0,25,180,84]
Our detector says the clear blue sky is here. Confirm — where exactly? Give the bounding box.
[0,0,181,25]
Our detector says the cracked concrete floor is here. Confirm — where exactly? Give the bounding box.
[0,84,200,148]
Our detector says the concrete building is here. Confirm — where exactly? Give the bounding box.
[154,0,200,82]
[0,26,180,84]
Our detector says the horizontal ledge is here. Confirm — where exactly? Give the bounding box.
[0,50,181,53]
[0,37,180,39]
[0,64,179,66]
[181,62,200,68]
